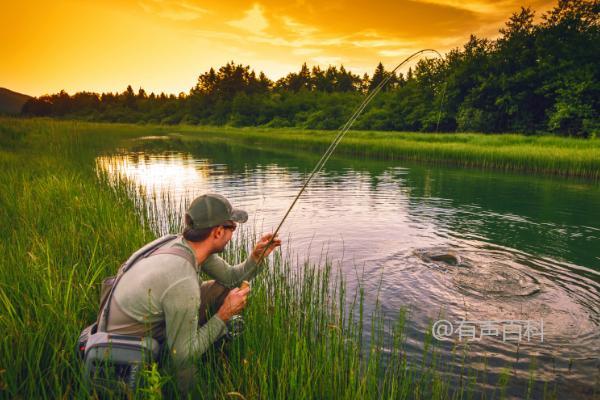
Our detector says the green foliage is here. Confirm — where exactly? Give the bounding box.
[547,67,599,137]
[139,363,167,400]
[0,123,26,148]
[456,102,497,133]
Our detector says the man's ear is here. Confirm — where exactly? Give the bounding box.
[212,226,223,240]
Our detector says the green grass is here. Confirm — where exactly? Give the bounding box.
[0,117,567,399]
[0,118,157,398]
[5,117,600,180]
[169,125,600,180]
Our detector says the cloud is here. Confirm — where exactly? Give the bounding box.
[351,38,417,49]
[292,48,321,55]
[138,0,209,21]
[378,49,413,58]
[187,1,533,76]
[228,3,269,33]
[194,29,244,42]
[409,0,515,15]
[281,16,319,36]
[249,34,344,48]
[221,45,257,59]
[195,25,416,58]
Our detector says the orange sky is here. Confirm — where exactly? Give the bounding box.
[2,0,556,97]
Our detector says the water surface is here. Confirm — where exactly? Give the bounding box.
[97,140,600,398]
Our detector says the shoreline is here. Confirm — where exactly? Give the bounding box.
[6,117,598,180]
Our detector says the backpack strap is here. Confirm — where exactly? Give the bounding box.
[148,246,196,267]
[97,235,194,332]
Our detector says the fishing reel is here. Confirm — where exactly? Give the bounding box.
[226,314,245,339]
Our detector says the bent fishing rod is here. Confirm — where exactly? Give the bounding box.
[256,49,444,261]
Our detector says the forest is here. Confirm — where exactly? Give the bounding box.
[21,1,599,137]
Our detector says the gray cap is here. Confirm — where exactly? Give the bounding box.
[186,193,248,229]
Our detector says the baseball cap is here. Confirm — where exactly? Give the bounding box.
[186,193,248,229]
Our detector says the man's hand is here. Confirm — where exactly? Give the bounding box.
[217,287,250,322]
[251,233,282,263]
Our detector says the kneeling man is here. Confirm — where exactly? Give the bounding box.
[105,193,281,391]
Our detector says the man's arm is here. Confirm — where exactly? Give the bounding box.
[201,254,258,288]
[201,233,281,288]
[161,277,227,388]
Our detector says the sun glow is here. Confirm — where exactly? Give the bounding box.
[1,0,557,96]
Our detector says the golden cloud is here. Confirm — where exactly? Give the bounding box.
[138,0,209,21]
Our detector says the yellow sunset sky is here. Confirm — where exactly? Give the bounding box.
[2,0,556,97]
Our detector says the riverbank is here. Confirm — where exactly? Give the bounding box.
[0,118,157,397]
[4,117,600,180]
[172,125,600,181]
[0,117,565,398]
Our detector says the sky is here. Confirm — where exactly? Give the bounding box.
[1,0,556,97]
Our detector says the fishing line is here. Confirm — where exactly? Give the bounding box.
[256,48,444,261]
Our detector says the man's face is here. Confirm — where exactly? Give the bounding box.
[213,220,237,253]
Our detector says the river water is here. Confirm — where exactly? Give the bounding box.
[97,139,600,398]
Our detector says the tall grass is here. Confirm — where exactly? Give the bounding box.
[0,118,157,398]
[170,125,600,180]
[5,117,600,179]
[0,117,564,399]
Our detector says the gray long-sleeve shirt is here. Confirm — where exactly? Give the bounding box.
[106,236,259,369]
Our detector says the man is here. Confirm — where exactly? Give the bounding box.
[104,193,281,391]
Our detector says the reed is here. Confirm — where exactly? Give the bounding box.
[0,117,563,399]
[4,117,599,180]
[172,125,600,180]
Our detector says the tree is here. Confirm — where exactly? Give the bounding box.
[122,85,136,109]
[278,63,312,92]
[369,62,386,92]
[336,65,360,92]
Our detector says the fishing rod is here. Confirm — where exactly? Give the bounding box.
[255,48,444,262]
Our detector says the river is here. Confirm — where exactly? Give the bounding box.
[97,138,600,399]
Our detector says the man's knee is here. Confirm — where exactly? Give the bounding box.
[201,280,230,302]
[199,281,231,324]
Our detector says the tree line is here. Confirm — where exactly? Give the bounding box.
[22,0,599,137]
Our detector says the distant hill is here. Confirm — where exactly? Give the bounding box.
[0,88,32,115]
